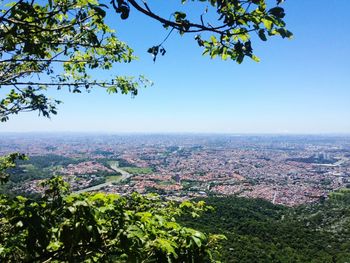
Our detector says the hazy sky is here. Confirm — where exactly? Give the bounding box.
[1,0,349,134]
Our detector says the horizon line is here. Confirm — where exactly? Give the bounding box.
[1,131,350,136]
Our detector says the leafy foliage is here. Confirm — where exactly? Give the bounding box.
[0,153,28,184]
[1,0,291,121]
[123,0,292,63]
[0,0,150,121]
[0,176,224,262]
[180,195,350,262]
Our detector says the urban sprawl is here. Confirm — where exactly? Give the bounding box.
[1,134,349,206]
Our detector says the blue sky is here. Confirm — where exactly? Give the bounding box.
[1,0,350,134]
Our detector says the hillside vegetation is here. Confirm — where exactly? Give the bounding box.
[181,190,350,262]
[0,177,223,262]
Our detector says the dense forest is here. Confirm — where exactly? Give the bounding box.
[181,190,350,262]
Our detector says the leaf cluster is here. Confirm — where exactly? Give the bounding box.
[0,176,224,262]
[124,0,292,63]
[0,153,28,184]
[0,0,149,121]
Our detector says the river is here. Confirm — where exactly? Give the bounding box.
[75,161,132,193]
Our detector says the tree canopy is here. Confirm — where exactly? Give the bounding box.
[0,0,292,121]
[0,177,225,262]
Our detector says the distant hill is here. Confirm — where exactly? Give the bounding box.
[180,190,350,262]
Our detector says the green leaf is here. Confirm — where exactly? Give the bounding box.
[251,55,261,62]
[262,18,273,30]
[258,29,267,41]
[236,54,244,64]
[269,7,285,18]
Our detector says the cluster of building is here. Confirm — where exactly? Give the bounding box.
[1,134,350,206]
[59,161,114,175]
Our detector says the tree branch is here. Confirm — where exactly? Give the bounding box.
[0,82,118,86]
[127,0,226,34]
